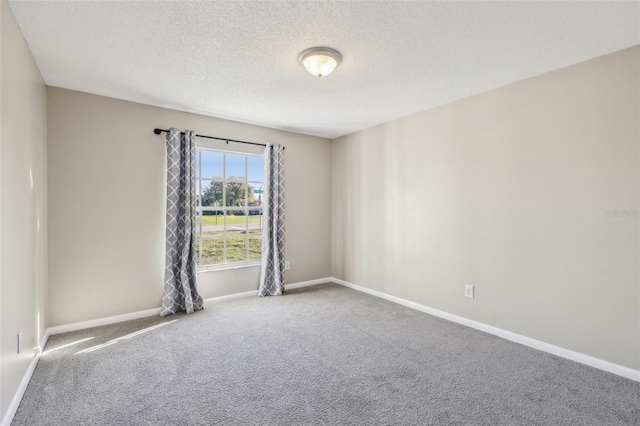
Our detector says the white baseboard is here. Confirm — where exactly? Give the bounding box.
[1,328,54,426]
[202,289,257,307]
[16,275,632,424]
[285,277,332,290]
[1,346,43,426]
[1,277,331,426]
[203,277,331,306]
[39,329,51,353]
[47,307,162,336]
[330,277,640,382]
[47,277,332,336]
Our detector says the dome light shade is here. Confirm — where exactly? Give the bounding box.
[299,47,342,78]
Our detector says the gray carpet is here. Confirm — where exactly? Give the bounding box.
[13,283,640,425]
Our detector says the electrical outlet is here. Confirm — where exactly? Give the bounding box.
[284,261,291,271]
[17,331,22,354]
[465,285,474,299]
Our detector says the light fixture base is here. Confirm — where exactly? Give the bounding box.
[299,47,342,78]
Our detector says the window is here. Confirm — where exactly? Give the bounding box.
[195,148,264,269]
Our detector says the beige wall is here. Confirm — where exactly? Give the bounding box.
[0,0,48,421]
[332,46,640,369]
[47,87,332,326]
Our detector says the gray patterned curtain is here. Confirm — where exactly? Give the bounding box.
[161,128,204,316]
[258,143,286,296]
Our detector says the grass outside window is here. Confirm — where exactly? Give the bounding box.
[195,148,264,268]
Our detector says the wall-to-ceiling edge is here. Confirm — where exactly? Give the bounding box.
[1,1,639,421]
[331,46,640,371]
[46,86,333,327]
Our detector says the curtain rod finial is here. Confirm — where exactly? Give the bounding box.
[154,128,162,135]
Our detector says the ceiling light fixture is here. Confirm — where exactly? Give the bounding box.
[299,47,342,78]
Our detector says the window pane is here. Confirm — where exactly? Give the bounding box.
[248,236,262,260]
[200,180,223,207]
[225,182,246,207]
[201,150,223,180]
[248,184,263,207]
[225,212,247,236]
[225,154,245,180]
[195,150,263,268]
[200,238,224,265]
[247,156,264,182]
[247,209,263,235]
[226,238,247,263]
[199,211,224,238]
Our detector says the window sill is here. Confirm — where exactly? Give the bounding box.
[196,261,261,273]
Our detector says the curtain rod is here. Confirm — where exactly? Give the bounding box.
[154,128,282,149]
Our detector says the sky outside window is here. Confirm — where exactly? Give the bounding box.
[225,154,245,180]
[200,151,223,179]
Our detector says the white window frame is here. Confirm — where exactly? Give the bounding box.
[196,147,264,271]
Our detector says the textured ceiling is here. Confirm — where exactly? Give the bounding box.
[9,1,640,139]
